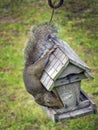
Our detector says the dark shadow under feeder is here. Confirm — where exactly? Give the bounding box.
[40,37,97,122]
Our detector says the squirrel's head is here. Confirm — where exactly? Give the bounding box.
[32,23,59,40]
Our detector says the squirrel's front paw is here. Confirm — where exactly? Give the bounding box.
[48,48,55,54]
[49,45,59,54]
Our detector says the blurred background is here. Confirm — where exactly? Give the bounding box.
[0,0,98,130]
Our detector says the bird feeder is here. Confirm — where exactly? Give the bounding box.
[40,37,97,122]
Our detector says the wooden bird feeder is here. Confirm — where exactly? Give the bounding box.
[40,37,97,122]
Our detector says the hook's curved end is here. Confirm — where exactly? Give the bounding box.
[48,0,64,9]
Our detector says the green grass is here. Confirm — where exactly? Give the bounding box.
[0,1,98,130]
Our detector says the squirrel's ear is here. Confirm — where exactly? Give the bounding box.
[32,29,35,34]
[32,28,37,38]
[31,25,37,34]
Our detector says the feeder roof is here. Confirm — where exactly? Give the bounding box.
[40,37,93,91]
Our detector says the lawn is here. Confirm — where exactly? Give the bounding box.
[0,1,98,130]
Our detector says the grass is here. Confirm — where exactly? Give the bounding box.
[0,1,98,130]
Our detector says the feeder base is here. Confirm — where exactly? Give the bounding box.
[42,90,97,122]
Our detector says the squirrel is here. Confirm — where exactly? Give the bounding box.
[23,23,63,108]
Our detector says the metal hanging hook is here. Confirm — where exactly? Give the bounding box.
[48,0,64,24]
[48,0,64,9]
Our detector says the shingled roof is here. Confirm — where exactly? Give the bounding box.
[40,37,93,91]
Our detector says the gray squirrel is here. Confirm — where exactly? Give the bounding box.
[23,23,63,108]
